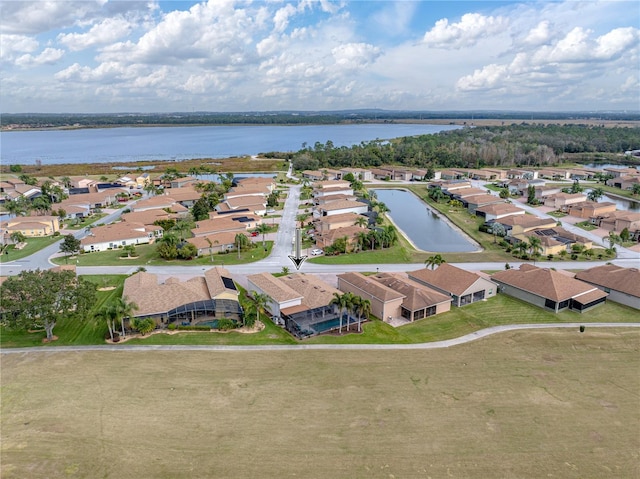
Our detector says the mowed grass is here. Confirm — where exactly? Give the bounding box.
[1,329,638,479]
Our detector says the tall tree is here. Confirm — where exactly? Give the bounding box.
[112,296,138,339]
[59,234,81,262]
[587,187,604,202]
[1,269,96,341]
[527,236,543,262]
[255,223,270,247]
[424,254,445,270]
[245,291,270,328]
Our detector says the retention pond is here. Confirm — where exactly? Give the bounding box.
[372,189,478,253]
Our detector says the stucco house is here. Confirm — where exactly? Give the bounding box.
[186,231,240,256]
[81,222,163,252]
[122,268,242,328]
[566,201,616,219]
[543,193,586,211]
[2,215,60,238]
[475,203,525,221]
[409,264,498,307]
[315,200,368,218]
[574,265,640,310]
[491,264,608,313]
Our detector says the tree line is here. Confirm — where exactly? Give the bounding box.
[289,124,640,171]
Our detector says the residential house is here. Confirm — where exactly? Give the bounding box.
[218,195,267,216]
[439,180,473,193]
[170,176,198,188]
[592,211,640,236]
[608,175,640,190]
[566,201,616,219]
[312,180,353,198]
[538,168,572,180]
[314,212,364,233]
[491,264,607,313]
[191,215,260,237]
[122,268,242,328]
[314,193,357,206]
[315,225,366,251]
[372,273,451,321]
[512,226,592,254]
[543,193,586,211]
[121,209,185,226]
[187,231,241,256]
[461,194,505,214]
[59,190,122,212]
[81,222,163,252]
[575,265,640,310]
[161,186,202,208]
[533,185,563,201]
[340,167,373,181]
[493,215,557,238]
[337,271,451,322]
[336,271,406,322]
[475,203,525,221]
[507,168,538,180]
[603,167,638,179]
[302,170,326,181]
[409,263,498,307]
[131,196,189,213]
[449,187,488,200]
[247,273,346,336]
[315,200,368,218]
[2,215,60,238]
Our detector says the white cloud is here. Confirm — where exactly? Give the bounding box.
[423,13,508,49]
[331,43,380,69]
[0,1,106,34]
[523,20,553,46]
[0,34,39,62]
[15,47,64,67]
[57,17,134,51]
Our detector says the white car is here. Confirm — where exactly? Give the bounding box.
[310,249,323,256]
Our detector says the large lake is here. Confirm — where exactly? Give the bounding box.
[0,123,458,165]
[372,189,477,253]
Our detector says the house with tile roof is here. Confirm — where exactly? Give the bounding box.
[461,194,506,214]
[475,203,525,221]
[491,264,607,313]
[186,231,240,256]
[81,222,163,252]
[315,199,368,218]
[592,211,640,236]
[373,273,451,321]
[131,195,189,213]
[543,193,586,211]
[337,272,405,322]
[122,268,242,328]
[191,215,260,237]
[246,273,351,337]
[566,201,616,219]
[574,265,640,310]
[2,215,60,238]
[315,225,366,252]
[409,264,498,307]
[492,215,557,238]
[314,212,363,232]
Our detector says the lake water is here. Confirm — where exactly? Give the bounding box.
[0,123,459,165]
[584,190,640,211]
[372,189,477,253]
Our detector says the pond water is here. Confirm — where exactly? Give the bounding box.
[372,189,477,252]
[584,189,640,211]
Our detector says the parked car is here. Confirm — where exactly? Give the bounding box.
[310,249,323,256]
[251,231,259,237]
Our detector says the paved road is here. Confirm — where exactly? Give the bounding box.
[3,322,638,354]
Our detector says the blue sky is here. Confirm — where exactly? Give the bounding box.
[1,0,638,113]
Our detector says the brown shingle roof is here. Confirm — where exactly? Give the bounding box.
[374,273,450,311]
[491,264,604,302]
[319,200,366,212]
[575,265,640,298]
[247,272,302,303]
[337,272,405,302]
[409,264,489,297]
[279,274,341,310]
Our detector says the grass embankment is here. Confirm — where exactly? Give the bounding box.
[51,241,274,267]
[0,236,60,263]
[2,329,638,478]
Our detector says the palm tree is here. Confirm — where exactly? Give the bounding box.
[354,216,368,228]
[255,222,270,247]
[356,231,369,252]
[513,241,529,259]
[631,184,640,196]
[330,292,348,334]
[527,236,543,262]
[113,296,138,339]
[235,233,249,258]
[607,231,620,250]
[246,291,269,328]
[60,176,72,188]
[96,302,119,341]
[424,254,445,270]
[353,296,371,333]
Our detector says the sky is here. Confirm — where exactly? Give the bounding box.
[1,0,639,113]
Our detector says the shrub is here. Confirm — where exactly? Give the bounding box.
[167,323,177,330]
[571,254,578,260]
[217,318,237,330]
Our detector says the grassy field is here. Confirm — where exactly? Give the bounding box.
[0,236,61,263]
[1,329,638,478]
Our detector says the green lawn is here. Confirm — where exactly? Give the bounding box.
[50,241,274,267]
[0,236,61,263]
[62,213,107,230]
[3,290,636,348]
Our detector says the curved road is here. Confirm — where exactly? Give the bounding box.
[2,322,639,354]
